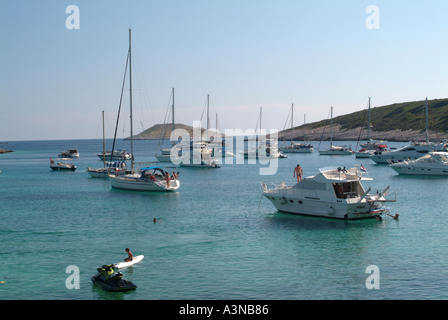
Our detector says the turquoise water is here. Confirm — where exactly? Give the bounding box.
[1,138,448,300]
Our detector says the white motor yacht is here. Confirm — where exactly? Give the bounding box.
[261,166,395,220]
[50,158,76,171]
[58,148,79,158]
[370,142,447,164]
[97,149,132,161]
[388,152,448,176]
[240,139,281,159]
[177,143,221,168]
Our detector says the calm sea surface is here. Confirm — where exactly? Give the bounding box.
[1,138,448,300]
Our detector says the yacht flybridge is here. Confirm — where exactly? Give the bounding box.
[261,166,395,220]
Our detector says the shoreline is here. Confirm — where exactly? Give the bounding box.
[125,127,447,143]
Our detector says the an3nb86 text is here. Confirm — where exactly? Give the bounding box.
[179,304,269,317]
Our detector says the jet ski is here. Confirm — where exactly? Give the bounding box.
[91,264,137,292]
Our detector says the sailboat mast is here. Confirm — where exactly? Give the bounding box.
[425,97,429,143]
[102,110,106,167]
[367,97,371,141]
[172,88,175,132]
[330,106,333,148]
[129,28,134,171]
[207,94,210,139]
[291,104,294,145]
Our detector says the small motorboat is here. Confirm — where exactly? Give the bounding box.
[58,148,79,158]
[91,264,137,292]
[50,158,76,171]
[86,161,127,178]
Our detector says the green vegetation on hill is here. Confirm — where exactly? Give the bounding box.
[128,123,206,140]
[305,98,448,133]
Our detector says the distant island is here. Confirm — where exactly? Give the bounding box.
[125,123,213,140]
[127,98,448,142]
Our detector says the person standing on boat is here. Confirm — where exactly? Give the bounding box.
[165,172,170,187]
[294,164,303,182]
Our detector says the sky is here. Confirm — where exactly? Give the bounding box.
[1,0,447,141]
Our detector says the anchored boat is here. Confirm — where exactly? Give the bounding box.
[388,152,448,176]
[261,166,395,220]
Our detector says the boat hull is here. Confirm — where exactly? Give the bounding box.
[155,154,172,162]
[97,153,131,161]
[318,150,353,155]
[109,174,179,191]
[179,163,220,168]
[263,194,386,220]
[389,165,448,176]
[51,166,76,171]
[354,151,373,158]
[87,168,109,178]
[281,148,313,153]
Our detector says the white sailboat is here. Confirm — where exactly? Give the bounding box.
[175,95,221,168]
[155,88,178,162]
[318,106,353,155]
[108,29,180,191]
[87,111,127,178]
[354,97,388,158]
[210,112,235,158]
[239,107,282,159]
[280,104,313,153]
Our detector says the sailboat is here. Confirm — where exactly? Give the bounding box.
[354,97,387,158]
[280,104,313,153]
[155,88,180,162]
[108,29,180,191]
[210,112,235,158]
[176,95,221,168]
[239,107,283,159]
[318,106,353,155]
[87,110,126,178]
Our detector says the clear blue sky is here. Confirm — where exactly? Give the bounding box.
[1,0,447,141]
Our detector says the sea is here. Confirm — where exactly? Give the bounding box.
[1,138,448,302]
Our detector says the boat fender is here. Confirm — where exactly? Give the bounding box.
[280,197,287,205]
[327,207,335,215]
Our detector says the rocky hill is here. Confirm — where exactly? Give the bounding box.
[128,98,448,142]
[277,98,448,142]
[126,123,207,140]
